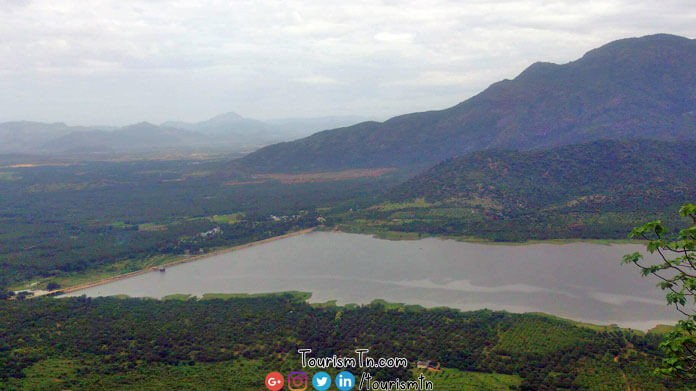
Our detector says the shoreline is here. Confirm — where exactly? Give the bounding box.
[33,227,316,298]
[329,226,643,246]
[28,227,643,298]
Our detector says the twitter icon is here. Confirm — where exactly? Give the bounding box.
[312,371,332,391]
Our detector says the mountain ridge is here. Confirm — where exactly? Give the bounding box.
[0,114,368,154]
[238,34,696,173]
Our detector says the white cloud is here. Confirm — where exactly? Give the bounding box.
[294,75,341,85]
[373,32,414,43]
[0,0,693,125]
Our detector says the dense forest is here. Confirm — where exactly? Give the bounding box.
[335,140,696,241]
[1,294,692,390]
[0,157,400,288]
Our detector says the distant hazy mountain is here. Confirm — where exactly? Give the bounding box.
[239,34,696,172]
[163,112,269,137]
[43,122,204,153]
[0,113,368,155]
[0,122,102,154]
[388,139,696,212]
[163,112,367,143]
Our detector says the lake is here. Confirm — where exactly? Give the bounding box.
[65,231,678,330]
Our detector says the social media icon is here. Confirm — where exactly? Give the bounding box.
[288,371,309,391]
[312,371,332,391]
[336,371,355,391]
[265,372,284,391]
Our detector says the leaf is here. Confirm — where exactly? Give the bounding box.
[678,203,696,217]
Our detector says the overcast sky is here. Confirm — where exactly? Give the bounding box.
[0,0,694,126]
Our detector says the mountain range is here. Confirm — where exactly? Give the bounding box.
[0,114,366,155]
[239,34,696,173]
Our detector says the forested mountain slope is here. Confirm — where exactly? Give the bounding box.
[239,34,696,173]
[388,139,696,213]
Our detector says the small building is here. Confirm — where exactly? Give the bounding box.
[416,360,441,371]
[200,227,222,238]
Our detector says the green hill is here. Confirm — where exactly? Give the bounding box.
[238,34,696,173]
[389,139,695,212]
[337,139,696,240]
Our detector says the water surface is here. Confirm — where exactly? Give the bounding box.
[67,232,677,329]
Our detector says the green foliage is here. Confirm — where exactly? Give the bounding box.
[0,296,692,390]
[3,358,270,390]
[209,213,245,224]
[374,198,432,212]
[573,355,676,391]
[338,140,696,241]
[413,368,521,390]
[494,315,598,356]
[0,158,397,287]
[623,203,696,379]
[161,294,194,301]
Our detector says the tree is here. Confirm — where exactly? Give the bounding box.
[0,288,14,300]
[622,203,696,378]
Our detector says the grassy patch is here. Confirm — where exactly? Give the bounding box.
[209,212,245,224]
[11,254,180,292]
[138,223,168,232]
[528,312,644,335]
[648,324,676,334]
[109,221,134,229]
[257,168,394,184]
[201,291,312,302]
[10,358,80,390]
[494,314,597,355]
[373,197,432,212]
[311,300,338,308]
[162,294,194,301]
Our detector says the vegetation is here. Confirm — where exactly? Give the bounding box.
[0,158,397,288]
[623,203,696,379]
[2,139,693,291]
[413,368,522,390]
[1,295,693,390]
[332,140,696,241]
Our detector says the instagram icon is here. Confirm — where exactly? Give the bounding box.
[287,371,308,391]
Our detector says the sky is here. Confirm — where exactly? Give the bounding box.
[0,0,694,126]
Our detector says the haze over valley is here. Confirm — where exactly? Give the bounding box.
[0,113,366,155]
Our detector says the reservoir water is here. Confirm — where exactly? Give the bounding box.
[66,231,678,330]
